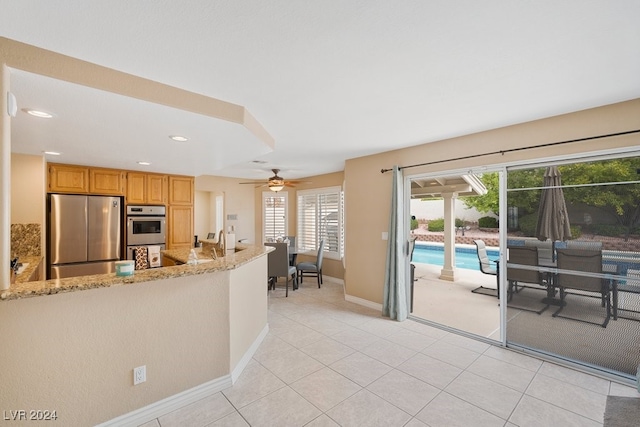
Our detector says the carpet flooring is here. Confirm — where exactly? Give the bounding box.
[604,396,640,426]
[506,288,640,376]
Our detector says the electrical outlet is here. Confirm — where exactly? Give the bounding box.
[133,365,146,385]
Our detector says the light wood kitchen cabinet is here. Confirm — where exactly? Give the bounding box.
[167,205,194,249]
[126,172,146,204]
[169,176,194,205]
[126,172,167,205]
[147,174,168,204]
[48,164,89,193]
[89,168,125,195]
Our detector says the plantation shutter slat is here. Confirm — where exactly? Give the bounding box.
[297,187,344,259]
[263,194,287,242]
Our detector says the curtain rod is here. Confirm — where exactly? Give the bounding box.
[380,129,640,174]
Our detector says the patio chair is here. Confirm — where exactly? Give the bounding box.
[265,243,297,297]
[409,235,418,313]
[553,248,614,328]
[297,240,324,288]
[616,269,640,321]
[506,246,548,314]
[472,240,498,297]
[524,238,554,265]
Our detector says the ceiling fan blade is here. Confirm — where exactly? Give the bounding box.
[285,180,312,184]
[239,181,268,185]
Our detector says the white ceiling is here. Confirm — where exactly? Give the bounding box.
[2,1,640,180]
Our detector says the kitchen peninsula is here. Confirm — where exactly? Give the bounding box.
[161,245,225,266]
[0,244,272,426]
[0,243,263,301]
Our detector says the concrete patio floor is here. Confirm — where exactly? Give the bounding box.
[410,262,502,339]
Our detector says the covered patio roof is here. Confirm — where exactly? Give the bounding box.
[411,174,487,198]
[410,173,488,282]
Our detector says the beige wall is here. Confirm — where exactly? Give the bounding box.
[0,253,269,426]
[0,273,230,426]
[344,98,640,304]
[229,255,268,368]
[11,153,46,253]
[254,171,346,281]
[195,175,257,244]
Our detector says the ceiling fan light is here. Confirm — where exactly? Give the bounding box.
[269,180,285,192]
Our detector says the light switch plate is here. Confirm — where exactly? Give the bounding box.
[382,232,388,240]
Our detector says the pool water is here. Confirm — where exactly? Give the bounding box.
[412,243,499,271]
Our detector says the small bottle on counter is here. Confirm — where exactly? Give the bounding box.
[187,249,198,265]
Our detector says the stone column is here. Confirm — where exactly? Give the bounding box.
[439,192,456,281]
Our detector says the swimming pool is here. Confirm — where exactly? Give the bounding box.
[412,243,499,271]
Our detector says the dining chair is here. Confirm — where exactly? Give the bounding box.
[297,240,324,288]
[285,236,297,266]
[506,246,548,314]
[265,243,297,297]
[553,248,614,328]
[285,236,296,248]
[472,239,498,296]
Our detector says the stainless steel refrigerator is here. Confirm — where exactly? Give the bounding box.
[48,194,123,279]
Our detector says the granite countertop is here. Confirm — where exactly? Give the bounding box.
[162,245,226,264]
[1,244,272,301]
[14,255,43,284]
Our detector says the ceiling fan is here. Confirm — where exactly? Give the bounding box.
[240,169,309,192]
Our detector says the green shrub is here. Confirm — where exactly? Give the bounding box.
[425,218,465,231]
[590,224,626,237]
[569,225,581,239]
[478,216,498,228]
[410,218,419,230]
[428,218,444,232]
[518,214,538,236]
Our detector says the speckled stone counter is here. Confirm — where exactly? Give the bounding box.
[162,245,226,264]
[14,255,43,284]
[11,223,42,257]
[1,244,271,301]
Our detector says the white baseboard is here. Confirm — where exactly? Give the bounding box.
[344,294,382,311]
[99,323,270,427]
[96,375,232,427]
[231,323,269,383]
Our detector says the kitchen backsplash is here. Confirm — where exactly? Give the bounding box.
[11,223,42,257]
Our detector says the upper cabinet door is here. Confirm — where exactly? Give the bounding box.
[89,168,125,195]
[147,174,168,205]
[48,164,89,193]
[126,172,147,204]
[169,176,194,205]
[126,172,167,205]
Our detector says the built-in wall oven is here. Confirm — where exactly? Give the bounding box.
[126,205,166,264]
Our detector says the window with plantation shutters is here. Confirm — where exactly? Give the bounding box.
[262,192,287,243]
[297,186,344,260]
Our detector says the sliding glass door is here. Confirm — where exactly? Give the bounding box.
[505,154,640,380]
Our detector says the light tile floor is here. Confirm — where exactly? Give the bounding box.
[143,279,639,427]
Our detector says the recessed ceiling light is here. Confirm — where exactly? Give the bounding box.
[137,161,151,166]
[23,108,53,118]
[169,135,188,142]
[43,151,61,156]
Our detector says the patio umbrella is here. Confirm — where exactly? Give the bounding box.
[536,166,571,243]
